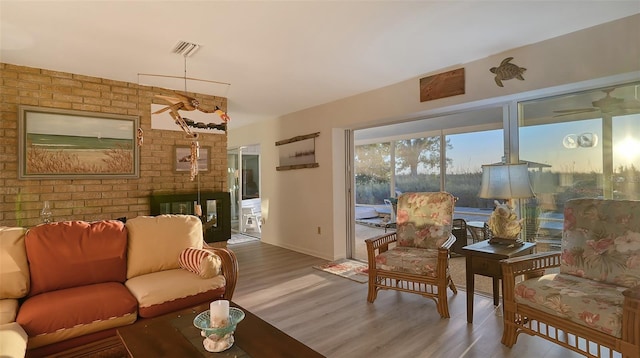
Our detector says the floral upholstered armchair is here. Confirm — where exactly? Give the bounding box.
[501,198,640,358]
[365,192,458,318]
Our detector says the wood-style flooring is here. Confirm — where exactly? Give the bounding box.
[229,241,585,358]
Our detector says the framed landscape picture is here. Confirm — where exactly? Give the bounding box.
[276,132,319,171]
[174,145,210,173]
[18,106,140,179]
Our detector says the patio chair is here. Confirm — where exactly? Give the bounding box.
[451,218,468,256]
[242,207,261,233]
[365,192,458,318]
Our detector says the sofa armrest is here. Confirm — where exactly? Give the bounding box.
[0,322,27,358]
[204,244,239,301]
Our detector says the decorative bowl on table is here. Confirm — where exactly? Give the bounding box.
[193,307,245,352]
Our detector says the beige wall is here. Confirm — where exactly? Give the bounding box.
[229,14,640,260]
[0,64,228,227]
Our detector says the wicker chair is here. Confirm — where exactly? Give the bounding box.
[451,218,468,256]
[501,198,640,357]
[365,192,458,318]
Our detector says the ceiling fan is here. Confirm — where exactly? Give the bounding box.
[553,87,640,117]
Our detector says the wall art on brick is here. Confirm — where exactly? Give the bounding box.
[18,105,140,179]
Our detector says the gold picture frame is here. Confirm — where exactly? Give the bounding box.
[18,105,139,179]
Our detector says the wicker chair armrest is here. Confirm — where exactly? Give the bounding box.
[365,232,397,267]
[203,244,239,301]
[436,234,457,274]
[623,285,640,300]
[622,285,640,352]
[501,251,561,265]
[501,251,561,281]
[365,232,397,252]
[501,252,560,304]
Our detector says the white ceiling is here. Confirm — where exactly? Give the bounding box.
[2,1,639,130]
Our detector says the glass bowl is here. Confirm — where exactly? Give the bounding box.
[193,307,245,337]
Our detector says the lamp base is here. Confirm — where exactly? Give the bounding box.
[488,237,524,246]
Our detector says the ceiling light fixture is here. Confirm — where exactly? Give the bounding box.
[172,40,200,57]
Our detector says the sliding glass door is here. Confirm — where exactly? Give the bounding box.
[350,80,640,259]
[351,107,504,261]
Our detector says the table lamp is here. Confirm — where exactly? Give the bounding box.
[478,163,534,245]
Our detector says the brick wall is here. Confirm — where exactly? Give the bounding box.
[0,63,228,227]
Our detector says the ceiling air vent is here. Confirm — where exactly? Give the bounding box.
[172,41,200,57]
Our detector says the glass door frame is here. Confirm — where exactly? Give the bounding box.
[227,147,241,233]
[228,145,262,235]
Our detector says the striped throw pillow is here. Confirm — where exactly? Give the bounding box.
[178,247,222,279]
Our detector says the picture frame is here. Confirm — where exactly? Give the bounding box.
[419,68,465,102]
[18,105,140,179]
[276,132,319,171]
[174,145,210,173]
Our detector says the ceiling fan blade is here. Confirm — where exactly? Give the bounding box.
[553,108,596,113]
[621,101,640,110]
[592,91,623,109]
[553,108,598,117]
[552,87,640,118]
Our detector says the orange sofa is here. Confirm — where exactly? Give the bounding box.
[0,215,238,357]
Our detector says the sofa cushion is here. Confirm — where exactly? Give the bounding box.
[125,268,225,318]
[25,220,128,296]
[179,247,222,278]
[0,227,29,299]
[126,215,203,279]
[561,199,640,288]
[0,299,19,324]
[16,282,137,349]
[0,322,28,358]
[514,273,625,338]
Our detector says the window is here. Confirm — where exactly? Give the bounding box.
[519,82,640,242]
[354,142,391,205]
[445,129,503,220]
[395,136,442,194]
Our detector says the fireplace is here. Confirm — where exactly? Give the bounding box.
[149,191,231,243]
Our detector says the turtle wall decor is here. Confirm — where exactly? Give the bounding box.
[490,57,526,87]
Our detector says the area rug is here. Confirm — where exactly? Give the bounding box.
[449,256,494,296]
[313,259,369,283]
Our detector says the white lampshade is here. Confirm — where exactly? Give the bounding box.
[478,163,534,199]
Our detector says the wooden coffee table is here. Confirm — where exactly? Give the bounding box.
[117,301,324,357]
